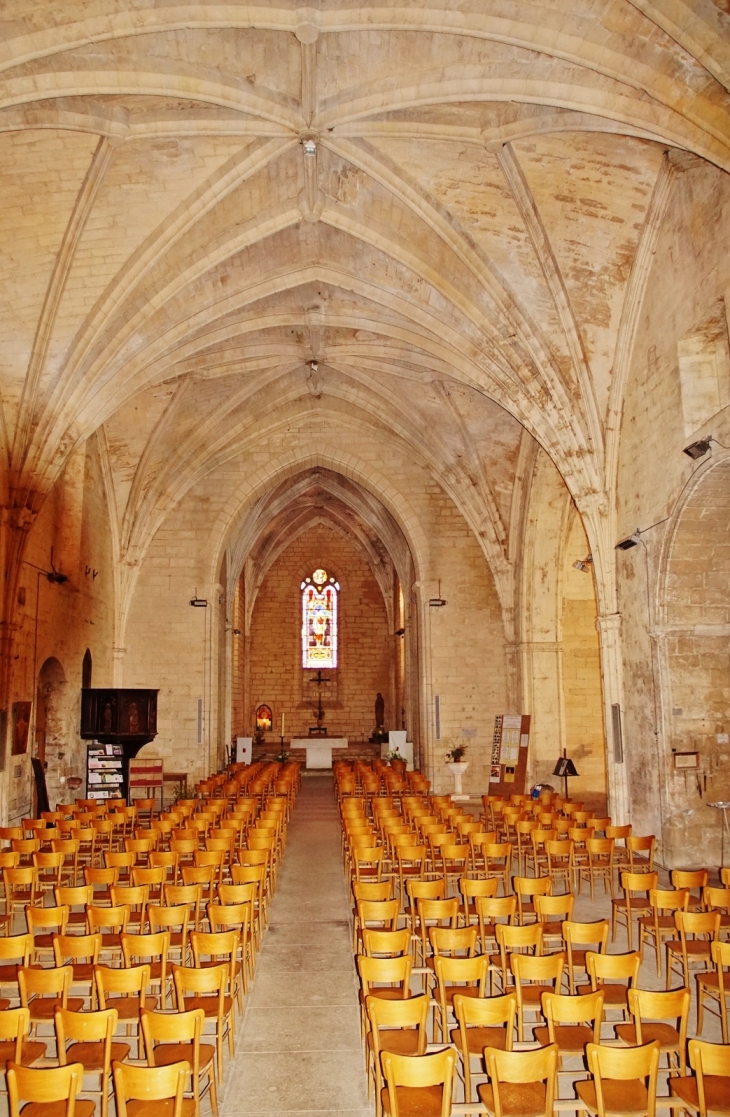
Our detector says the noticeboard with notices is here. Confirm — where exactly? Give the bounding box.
[488,714,531,795]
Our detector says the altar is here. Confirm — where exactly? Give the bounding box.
[291,737,348,769]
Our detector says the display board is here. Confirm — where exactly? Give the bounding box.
[487,714,531,796]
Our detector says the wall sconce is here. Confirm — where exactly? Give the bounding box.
[616,530,641,551]
[572,555,593,572]
[683,438,712,459]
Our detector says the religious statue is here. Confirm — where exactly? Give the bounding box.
[370,692,388,744]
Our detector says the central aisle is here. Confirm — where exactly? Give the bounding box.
[221,774,370,1117]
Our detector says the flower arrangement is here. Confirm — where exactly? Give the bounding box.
[445,742,468,763]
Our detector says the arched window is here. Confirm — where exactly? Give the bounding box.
[301,568,339,668]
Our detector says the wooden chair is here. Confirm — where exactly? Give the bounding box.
[451,991,516,1104]
[7,1061,94,1117]
[50,840,80,887]
[32,852,64,896]
[665,910,720,991]
[534,893,575,954]
[112,1058,192,1117]
[18,965,84,1035]
[0,1007,46,1080]
[458,876,498,929]
[172,964,234,1085]
[513,876,551,926]
[4,868,40,923]
[510,951,565,1042]
[697,939,730,1044]
[535,989,604,1065]
[480,1043,558,1117]
[140,1007,217,1117]
[149,904,190,968]
[361,928,412,959]
[381,1047,455,1117]
[627,835,656,874]
[54,884,93,934]
[84,867,118,907]
[87,904,130,966]
[580,838,615,903]
[432,953,488,1042]
[612,872,658,951]
[121,931,171,1007]
[671,870,708,912]
[494,923,542,995]
[475,895,516,961]
[579,950,641,1020]
[206,901,253,992]
[670,1037,730,1117]
[577,1039,660,1117]
[110,885,149,934]
[483,843,513,895]
[189,930,242,1014]
[25,904,68,965]
[544,839,575,894]
[0,934,33,1001]
[415,898,458,970]
[638,889,689,976]
[365,994,429,1117]
[468,830,499,878]
[55,1006,129,1117]
[357,955,413,1039]
[95,964,153,1059]
[616,986,690,1077]
[563,920,608,994]
[52,932,102,1008]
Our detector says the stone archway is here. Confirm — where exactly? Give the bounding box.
[658,457,730,867]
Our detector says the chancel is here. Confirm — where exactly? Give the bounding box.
[0,0,729,1109]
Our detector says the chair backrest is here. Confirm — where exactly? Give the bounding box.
[627,987,690,1047]
[511,951,564,989]
[542,990,604,1039]
[687,1037,730,1108]
[361,928,412,958]
[562,920,609,952]
[453,990,516,1044]
[586,950,641,987]
[496,922,543,956]
[585,1040,659,1117]
[365,991,429,1048]
[0,933,32,965]
[55,1006,117,1055]
[53,932,101,965]
[357,953,412,996]
[18,964,72,1004]
[0,1008,32,1059]
[534,894,575,922]
[112,1059,189,1117]
[381,1047,455,1117]
[7,1062,85,1117]
[95,963,151,1006]
[140,1007,204,1063]
[483,1044,558,1117]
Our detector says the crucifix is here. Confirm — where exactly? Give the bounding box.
[309,670,329,726]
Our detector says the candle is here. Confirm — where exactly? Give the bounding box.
[281,712,285,736]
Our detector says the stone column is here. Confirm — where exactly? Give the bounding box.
[596,613,630,825]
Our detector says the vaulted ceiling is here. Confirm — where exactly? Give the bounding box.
[1,1,729,596]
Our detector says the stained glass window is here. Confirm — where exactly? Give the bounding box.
[301,568,340,668]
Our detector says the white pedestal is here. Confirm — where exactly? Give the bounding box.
[291,738,348,769]
[448,761,470,800]
[235,738,252,764]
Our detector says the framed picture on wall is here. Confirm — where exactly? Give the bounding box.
[12,701,31,756]
[256,704,273,732]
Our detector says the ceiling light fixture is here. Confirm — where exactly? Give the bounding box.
[302,138,317,157]
[683,437,713,459]
[429,580,447,608]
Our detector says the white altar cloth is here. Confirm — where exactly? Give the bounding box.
[291,737,348,769]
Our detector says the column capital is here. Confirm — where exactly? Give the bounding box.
[596,612,622,636]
